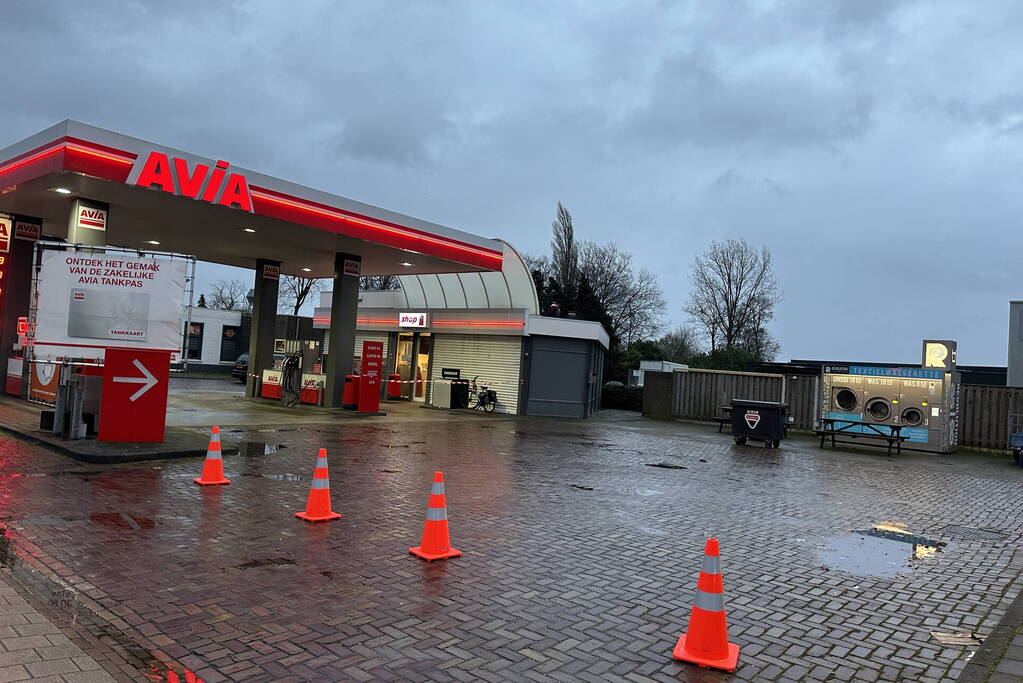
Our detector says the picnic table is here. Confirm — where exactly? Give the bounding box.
[816,418,908,456]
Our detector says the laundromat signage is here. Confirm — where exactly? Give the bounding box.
[134,151,253,212]
[399,312,429,328]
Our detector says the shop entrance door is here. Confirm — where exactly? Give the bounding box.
[394,332,432,401]
[413,333,432,402]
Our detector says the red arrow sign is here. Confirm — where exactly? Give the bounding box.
[99,349,171,442]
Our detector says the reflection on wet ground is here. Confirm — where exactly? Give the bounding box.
[239,441,285,456]
[820,522,945,577]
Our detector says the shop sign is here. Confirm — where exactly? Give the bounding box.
[262,263,280,280]
[343,258,361,277]
[14,219,41,241]
[134,151,253,211]
[399,312,429,328]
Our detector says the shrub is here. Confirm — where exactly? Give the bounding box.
[602,384,643,411]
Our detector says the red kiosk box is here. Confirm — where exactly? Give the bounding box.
[358,341,384,415]
[99,348,171,442]
[260,369,282,399]
[299,373,326,405]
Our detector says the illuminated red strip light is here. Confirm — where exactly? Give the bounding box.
[0,137,136,187]
[250,186,503,271]
[433,320,525,328]
[318,317,524,328]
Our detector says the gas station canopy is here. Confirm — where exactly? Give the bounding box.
[0,120,504,277]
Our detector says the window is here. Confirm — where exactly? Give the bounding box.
[185,322,204,360]
[220,325,241,362]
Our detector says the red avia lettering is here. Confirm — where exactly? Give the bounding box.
[135,152,252,212]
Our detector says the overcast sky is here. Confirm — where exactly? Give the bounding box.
[4,0,1022,365]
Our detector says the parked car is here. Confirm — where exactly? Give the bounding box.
[232,353,249,383]
[233,353,287,383]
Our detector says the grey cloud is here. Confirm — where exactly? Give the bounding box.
[709,169,790,198]
[630,49,874,149]
[2,0,1023,363]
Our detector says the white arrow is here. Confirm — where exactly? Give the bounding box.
[113,358,158,402]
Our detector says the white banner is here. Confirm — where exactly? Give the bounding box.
[33,250,187,360]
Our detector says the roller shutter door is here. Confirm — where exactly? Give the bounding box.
[429,334,522,414]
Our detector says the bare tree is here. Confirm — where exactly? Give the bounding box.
[523,253,551,280]
[279,275,328,315]
[685,239,781,352]
[206,279,250,311]
[578,241,665,345]
[659,324,702,364]
[360,275,401,291]
[551,202,578,291]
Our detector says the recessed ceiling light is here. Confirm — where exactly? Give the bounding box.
[301,267,311,272]
[53,187,72,194]
[144,240,161,245]
[400,261,414,267]
[243,227,256,233]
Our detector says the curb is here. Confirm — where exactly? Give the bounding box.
[958,582,1023,682]
[0,423,232,463]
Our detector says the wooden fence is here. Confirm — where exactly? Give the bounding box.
[958,385,1023,450]
[654,371,1023,450]
[669,369,819,431]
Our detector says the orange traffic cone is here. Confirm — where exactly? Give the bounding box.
[193,426,230,486]
[409,471,461,561]
[295,448,341,522]
[672,538,740,672]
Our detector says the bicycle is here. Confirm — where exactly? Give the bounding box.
[464,376,497,413]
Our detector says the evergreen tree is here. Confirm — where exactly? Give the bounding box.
[196,294,208,308]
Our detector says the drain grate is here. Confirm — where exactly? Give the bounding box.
[937,525,1009,542]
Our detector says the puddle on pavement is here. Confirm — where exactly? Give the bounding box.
[820,522,945,577]
[260,473,303,482]
[645,462,688,470]
[240,441,286,456]
[234,557,296,570]
[90,512,155,531]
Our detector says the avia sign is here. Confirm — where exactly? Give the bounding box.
[744,411,761,430]
[134,151,252,211]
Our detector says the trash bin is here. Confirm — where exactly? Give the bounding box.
[387,373,402,400]
[730,399,786,448]
[342,374,359,410]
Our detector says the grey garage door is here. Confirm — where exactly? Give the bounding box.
[525,335,591,417]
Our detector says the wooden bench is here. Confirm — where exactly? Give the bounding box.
[715,406,731,433]
[816,418,908,456]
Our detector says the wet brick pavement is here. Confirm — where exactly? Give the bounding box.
[0,568,117,682]
[0,414,1022,681]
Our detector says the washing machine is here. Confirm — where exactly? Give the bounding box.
[897,377,943,439]
[822,373,867,420]
[861,376,900,425]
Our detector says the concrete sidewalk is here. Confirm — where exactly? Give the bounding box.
[0,569,117,682]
